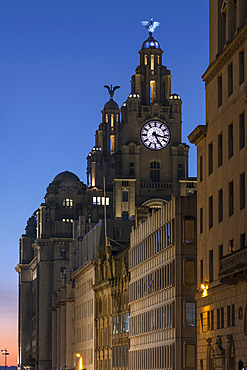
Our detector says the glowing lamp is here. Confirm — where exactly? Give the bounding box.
[201,281,209,297]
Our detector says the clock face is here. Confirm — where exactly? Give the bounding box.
[140,120,171,150]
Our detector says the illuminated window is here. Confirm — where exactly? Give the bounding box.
[110,135,115,153]
[144,55,147,65]
[93,197,109,206]
[62,199,74,208]
[229,239,234,254]
[93,197,96,205]
[150,80,156,103]
[157,55,160,64]
[97,197,101,205]
[151,55,154,70]
[116,114,118,123]
[105,114,108,123]
[111,114,114,129]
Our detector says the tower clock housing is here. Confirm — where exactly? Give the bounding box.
[87,34,191,221]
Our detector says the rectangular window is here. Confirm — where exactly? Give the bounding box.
[185,344,196,368]
[207,311,210,331]
[60,248,66,260]
[221,307,224,328]
[185,303,195,326]
[228,63,233,96]
[150,80,156,103]
[200,155,203,182]
[219,244,223,263]
[129,162,135,176]
[240,233,246,249]
[93,196,96,205]
[227,305,231,327]
[229,181,234,216]
[229,239,234,254]
[218,75,222,107]
[200,207,203,234]
[211,310,214,331]
[200,259,203,284]
[240,112,245,149]
[184,218,195,244]
[151,54,154,70]
[208,142,213,175]
[184,261,195,285]
[122,191,128,202]
[217,308,220,329]
[200,313,203,333]
[218,133,223,166]
[228,123,233,158]
[126,312,129,332]
[232,305,235,327]
[209,196,213,228]
[209,250,213,283]
[97,197,101,205]
[122,211,128,220]
[200,359,203,370]
[240,172,245,209]
[239,51,245,85]
[218,188,223,223]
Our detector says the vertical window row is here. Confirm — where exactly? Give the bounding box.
[129,302,174,337]
[112,345,129,368]
[129,262,174,303]
[129,221,174,269]
[128,344,174,370]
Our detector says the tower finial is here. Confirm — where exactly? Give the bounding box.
[104,85,120,99]
[141,17,161,36]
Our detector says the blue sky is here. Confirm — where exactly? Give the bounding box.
[0,1,208,363]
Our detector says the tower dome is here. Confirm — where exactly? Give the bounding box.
[52,170,80,189]
[104,98,119,110]
[141,36,161,50]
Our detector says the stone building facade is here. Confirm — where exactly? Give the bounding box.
[189,1,247,369]
[16,24,197,370]
[128,194,197,370]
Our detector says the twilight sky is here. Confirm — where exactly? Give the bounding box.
[0,0,208,365]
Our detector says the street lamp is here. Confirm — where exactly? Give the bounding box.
[1,349,9,370]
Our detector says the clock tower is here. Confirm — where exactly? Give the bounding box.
[87,23,191,221]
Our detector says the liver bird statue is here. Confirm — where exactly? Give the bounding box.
[141,17,161,36]
[104,85,120,99]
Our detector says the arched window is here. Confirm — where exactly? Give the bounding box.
[150,161,160,182]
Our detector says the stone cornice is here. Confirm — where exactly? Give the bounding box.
[71,259,97,279]
[203,23,247,87]
[188,125,207,146]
